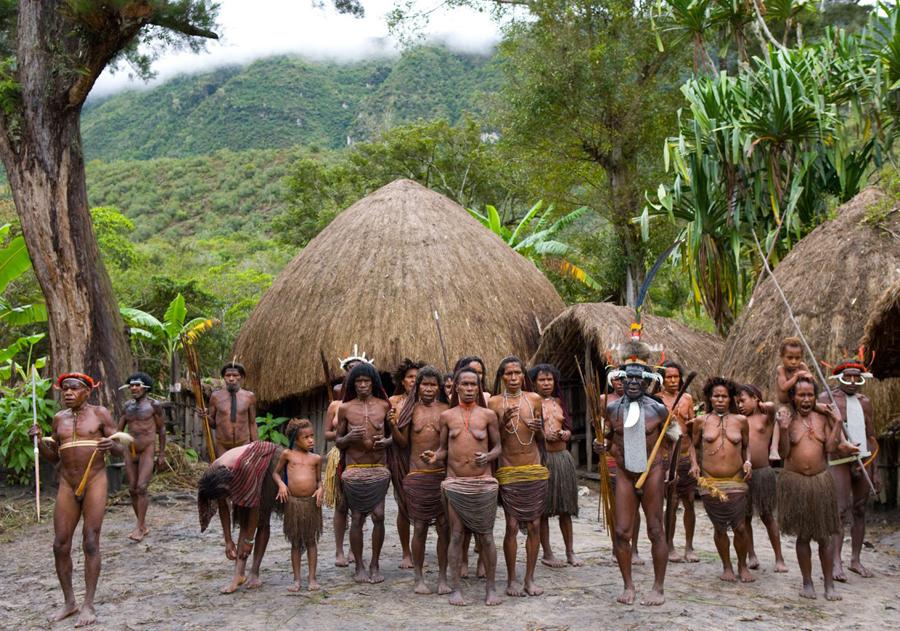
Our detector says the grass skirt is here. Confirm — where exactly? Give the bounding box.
[777,469,841,542]
[748,465,777,519]
[323,446,343,509]
[544,450,579,517]
[283,495,322,552]
[341,465,391,515]
[442,477,498,535]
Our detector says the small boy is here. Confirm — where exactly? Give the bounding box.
[273,419,323,592]
[771,337,813,461]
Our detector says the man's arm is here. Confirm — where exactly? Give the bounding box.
[324,401,339,442]
[485,411,503,463]
[31,414,61,463]
[154,401,166,467]
[99,407,125,457]
[689,416,701,477]
[207,392,219,429]
[117,408,127,433]
[248,394,258,442]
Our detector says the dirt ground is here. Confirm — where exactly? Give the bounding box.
[2,484,899,631]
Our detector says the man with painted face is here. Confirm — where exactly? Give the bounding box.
[207,362,258,562]
[30,374,125,627]
[118,372,165,542]
[604,362,672,606]
[821,358,881,582]
[336,362,392,584]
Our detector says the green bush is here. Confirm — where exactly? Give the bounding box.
[0,373,55,483]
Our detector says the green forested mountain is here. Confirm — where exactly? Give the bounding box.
[81,46,499,161]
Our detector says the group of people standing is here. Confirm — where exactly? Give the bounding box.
[30,333,880,626]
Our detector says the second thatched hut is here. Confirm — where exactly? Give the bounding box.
[234,179,566,450]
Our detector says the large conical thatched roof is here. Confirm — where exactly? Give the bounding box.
[528,303,724,397]
[862,279,900,380]
[720,187,900,433]
[235,179,566,405]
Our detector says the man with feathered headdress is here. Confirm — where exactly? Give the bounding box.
[821,351,881,581]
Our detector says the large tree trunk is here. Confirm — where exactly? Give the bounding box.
[0,1,133,412]
[608,164,644,309]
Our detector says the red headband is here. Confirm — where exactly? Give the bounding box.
[55,373,100,389]
[831,361,867,376]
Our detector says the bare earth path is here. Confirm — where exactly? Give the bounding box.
[2,487,898,630]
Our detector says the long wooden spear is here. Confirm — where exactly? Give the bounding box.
[430,302,450,373]
[31,366,40,522]
[751,232,876,496]
[182,335,217,462]
[635,371,696,490]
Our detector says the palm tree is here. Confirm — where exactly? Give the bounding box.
[467,201,602,290]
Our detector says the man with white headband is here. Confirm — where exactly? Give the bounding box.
[821,354,881,581]
[117,372,165,542]
[603,357,675,606]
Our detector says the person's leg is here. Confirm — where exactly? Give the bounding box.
[460,530,471,578]
[613,474,638,604]
[246,509,269,589]
[369,500,386,583]
[523,518,543,596]
[124,449,140,539]
[819,536,841,601]
[639,466,667,606]
[397,508,413,569]
[334,499,350,566]
[733,518,755,583]
[76,470,108,627]
[436,516,451,595]
[713,525,735,582]
[797,537,815,599]
[830,464,852,582]
[683,488,698,562]
[760,509,788,572]
[848,472,873,577]
[412,519,430,594]
[560,513,582,566]
[632,504,644,565]
[503,508,523,596]
[50,480,82,623]
[540,515,564,567]
[478,532,501,606]
[667,495,682,563]
[350,509,367,583]
[307,542,320,591]
[745,509,759,569]
[288,545,302,592]
[129,447,154,541]
[446,505,467,605]
[219,499,236,560]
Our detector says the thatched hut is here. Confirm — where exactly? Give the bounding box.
[720,187,900,438]
[234,179,566,450]
[862,279,900,382]
[528,302,724,468]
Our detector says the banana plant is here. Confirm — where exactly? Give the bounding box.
[0,223,47,326]
[467,201,602,290]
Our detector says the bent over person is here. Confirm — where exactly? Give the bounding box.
[31,373,127,628]
[118,372,165,542]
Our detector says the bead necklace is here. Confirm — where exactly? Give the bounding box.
[705,412,727,456]
[503,391,535,446]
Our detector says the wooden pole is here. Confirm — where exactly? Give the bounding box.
[31,367,40,522]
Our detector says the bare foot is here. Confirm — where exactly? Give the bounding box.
[353,568,369,584]
[399,555,414,569]
[541,555,566,568]
[849,561,874,578]
[335,552,349,567]
[245,575,262,590]
[307,579,320,592]
[369,566,384,584]
[437,580,452,595]
[128,526,149,542]
[485,589,502,606]
[220,578,242,594]
[640,589,665,606]
[833,566,848,583]
[668,549,683,563]
[74,604,96,628]
[49,602,79,623]
[524,579,543,596]
[449,590,466,606]
[476,558,486,579]
[506,581,525,597]
[287,582,302,593]
[799,582,817,599]
[225,540,237,561]
[567,553,584,567]
[774,560,788,573]
[747,554,760,570]
[824,586,842,601]
[685,549,700,563]
[414,580,432,595]
[719,568,737,583]
[632,552,645,566]
[616,587,635,605]
[739,567,756,583]
[459,565,469,579]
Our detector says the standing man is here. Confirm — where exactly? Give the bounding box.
[425,367,503,606]
[198,440,283,593]
[530,363,582,568]
[118,372,165,542]
[822,358,881,581]
[336,363,393,584]
[604,362,672,606]
[30,374,125,627]
[393,365,451,595]
[207,362,258,561]
[777,376,856,600]
[488,356,545,598]
[659,361,698,564]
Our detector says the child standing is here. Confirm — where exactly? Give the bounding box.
[273,419,323,592]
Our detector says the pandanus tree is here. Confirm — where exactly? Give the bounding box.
[0,1,220,410]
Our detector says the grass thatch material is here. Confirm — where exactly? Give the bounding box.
[720,187,900,434]
[529,302,724,397]
[235,179,565,405]
[862,279,900,380]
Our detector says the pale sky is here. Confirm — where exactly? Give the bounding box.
[90,0,502,98]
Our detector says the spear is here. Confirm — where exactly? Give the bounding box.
[751,232,876,496]
[182,335,217,462]
[431,302,450,373]
[31,366,40,522]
